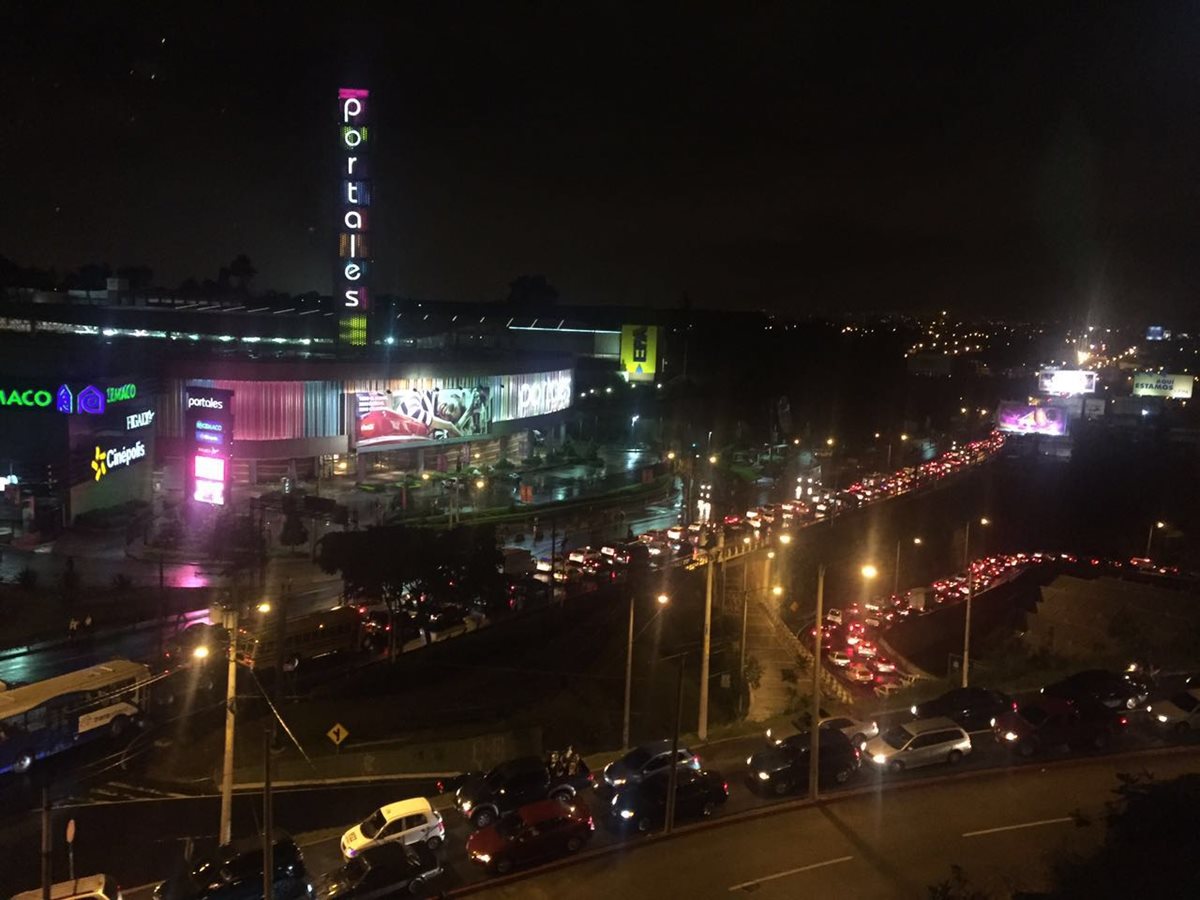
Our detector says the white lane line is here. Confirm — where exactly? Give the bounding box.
[728,856,854,892]
[963,816,1073,838]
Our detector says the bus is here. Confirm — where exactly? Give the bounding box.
[236,605,364,672]
[0,659,152,775]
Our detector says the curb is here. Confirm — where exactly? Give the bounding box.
[444,740,1200,896]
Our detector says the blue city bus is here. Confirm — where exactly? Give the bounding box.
[0,659,151,775]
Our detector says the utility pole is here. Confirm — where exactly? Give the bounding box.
[622,594,636,750]
[960,520,987,687]
[698,534,718,741]
[665,656,685,834]
[219,603,238,846]
[262,726,274,900]
[157,552,167,662]
[41,787,51,900]
[893,538,902,597]
[809,564,825,802]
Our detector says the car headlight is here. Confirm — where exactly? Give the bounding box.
[1004,731,1018,742]
[461,799,473,812]
[757,771,771,781]
[872,754,887,764]
[474,853,491,863]
[989,717,996,728]
[910,705,918,716]
[611,777,626,786]
[1157,714,1169,723]
[619,809,635,819]
[746,756,754,766]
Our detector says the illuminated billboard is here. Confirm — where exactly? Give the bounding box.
[996,402,1068,436]
[186,387,233,506]
[620,325,658,382]
[1037,370,1096,396]
[1132,372,1194,399]
[337,87,371,347]
[355,386,491,448]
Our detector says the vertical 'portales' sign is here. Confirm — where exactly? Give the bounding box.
[338,87,371,346]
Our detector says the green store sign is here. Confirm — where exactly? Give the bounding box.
[0,389,53,408]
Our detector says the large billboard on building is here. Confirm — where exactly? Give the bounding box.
[186,387,234,506]
[1132,371,1194,399]
[351,369,572,451]
[620,325,658,382]
[1037,370,1096,396]
[996,402,1068,436]
[67,379,155,521]
[337,87,371,347]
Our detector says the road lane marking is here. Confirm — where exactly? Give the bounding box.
[728,855,854,892]
[963,816,1073,837]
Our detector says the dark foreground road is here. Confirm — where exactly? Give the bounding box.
[469,746,1200,899]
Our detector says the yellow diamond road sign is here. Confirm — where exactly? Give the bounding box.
[327,723,349,747]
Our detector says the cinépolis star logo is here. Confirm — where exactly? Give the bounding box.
[91,446,108,482]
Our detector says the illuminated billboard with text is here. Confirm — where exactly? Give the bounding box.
[352,369,572,451]
[337,87,371,347]
[996,402,1068,436]
[1037,370,1097,396]
[620,325,658,382]
[186,387,234,506]
[1132,372,1194,399]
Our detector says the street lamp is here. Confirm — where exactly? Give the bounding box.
[667,451,676,461]
[771,585,783,597]
[192,645,210,660]
[256,601,272,614]
[779,532,792,545]
[961,517,990,688]
[893,536,922,596]
[708,454,718,465]
[860,564,879,580]
[1146,521,1166,557]
[475,478,486,490]
[826,437,835,447]
[623,593,670,749]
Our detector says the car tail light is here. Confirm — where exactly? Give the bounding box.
[436,780,445,793]
[1119,716,1128,726]
[1012,701,1018,711]
[722,781,729,794]
[587,772,594,783]
[693,755,701,767]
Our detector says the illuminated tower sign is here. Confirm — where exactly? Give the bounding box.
[338,87,371,347]
[186,388,234,507]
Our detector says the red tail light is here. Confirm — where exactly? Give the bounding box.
[436,780,445,793]
[1012,701,1018,711]
[722,781,729,793]
[1119,716,1128,726]
[587,772,595,783]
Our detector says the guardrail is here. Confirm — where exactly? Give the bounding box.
[758,597,855,706]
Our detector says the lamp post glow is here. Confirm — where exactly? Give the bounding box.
[893,536,922,596]
[1146,520,1166,557]
[962,517,990,688]
[779,532,792,545]
[860,564,879,580]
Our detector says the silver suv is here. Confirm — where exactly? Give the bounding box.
[865,717,971,773]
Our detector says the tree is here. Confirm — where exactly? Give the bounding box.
[228,253,257,293]
[279,497,309,550]
[505,274,559,308]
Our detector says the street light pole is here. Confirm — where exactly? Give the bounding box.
[1146,521,1165,557]
[961,519,987,688]
[219,603,238,846]
[665,656,686,834]
[808,564,825,803]
[893,538,902,597]
[622,594,635,750]
[698,541,715,741]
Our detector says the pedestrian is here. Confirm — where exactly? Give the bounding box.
[68,617,79,641]
[83,614,94,635]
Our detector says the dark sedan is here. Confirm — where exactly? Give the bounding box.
[911,687,1015,731]
[608,768,728,833]
[745,729,860,796]
[1041,669,1150,710]
[321,843,441,899]
[993,696,1128,756]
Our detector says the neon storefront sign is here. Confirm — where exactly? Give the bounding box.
[0,389,53,408]
[337,87,371,346]
[90,440,147,481]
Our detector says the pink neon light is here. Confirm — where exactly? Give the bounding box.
[338,88,370,99]
[194,455,226,481]
[194,479,226,506]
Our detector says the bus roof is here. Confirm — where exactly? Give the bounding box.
[0,660,150,721]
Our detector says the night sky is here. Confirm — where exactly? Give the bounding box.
[3,2,1198,319]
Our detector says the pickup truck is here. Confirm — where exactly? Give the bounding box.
[438,753,593,828]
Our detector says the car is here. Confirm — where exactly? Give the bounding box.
[873,657,897,674]
[1041,669,1150,710]
[1147,689,1200,736]
[601,740,701,788]
[745,729,860,796]
[846,662,874,684]
[154,831,313,900]
[910,687,1016,732]
[854,642,878,659]
[321,842,442,899]
[466,799,593,876]
[865,717,972,773]
[828,649,851,667]
[993,696,1128,756]
[820,715,879,749]
[450,754,593,828]
[14,875,122,900]
[608,768,728,832]
[340,797,446,858]
[825,608,843,625]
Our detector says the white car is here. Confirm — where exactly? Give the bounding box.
[828,649,852,667]
[821,715,879,749]
[341,797,445,858]
[1148,689,1200,735]
[825,608,843,625]
[847,663,874,684]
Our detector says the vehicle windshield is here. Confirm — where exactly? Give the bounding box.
[880,727,910,749]
[622,747,654,769]
[495,811,524,839]
[359,809,388,839]
[342,858,369,885]
[1171,692,1200,713]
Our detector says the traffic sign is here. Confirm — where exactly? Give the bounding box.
[327,723,349,748]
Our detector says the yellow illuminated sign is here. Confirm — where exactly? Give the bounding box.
[620,325,658,381]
